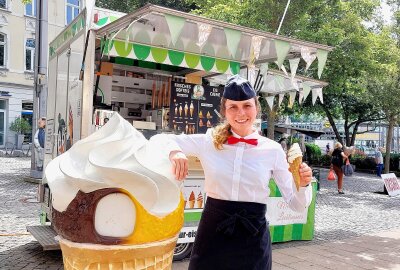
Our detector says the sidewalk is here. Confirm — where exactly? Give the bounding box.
[271,228,400,270]
[173,228,400,269]
[1,157,400,269]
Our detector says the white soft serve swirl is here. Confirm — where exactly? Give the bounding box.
[45,113,181,216]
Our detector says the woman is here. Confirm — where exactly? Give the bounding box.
[162,75,312,270]
[331,142,348,194]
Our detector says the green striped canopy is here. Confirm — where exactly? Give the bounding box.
[102,39,241,75]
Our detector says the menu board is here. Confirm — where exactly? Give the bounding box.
[169,82,223,134]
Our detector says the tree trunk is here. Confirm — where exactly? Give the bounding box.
[267,107,276,139]
[384,115,396,173]
[322,105,343,144]
[350,122,360,146]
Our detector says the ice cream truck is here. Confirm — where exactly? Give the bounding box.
[28,4,332,260]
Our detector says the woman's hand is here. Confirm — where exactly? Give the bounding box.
[299,163,312,187]
[169,151,188,181]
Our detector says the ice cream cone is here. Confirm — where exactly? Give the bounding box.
[287,143,303,191]
[196,192,203,208]
[59,235,177,270]
[289,157,302,191]
[190,103,194,117]
[188,200,195,209]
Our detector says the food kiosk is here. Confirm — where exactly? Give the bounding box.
[28,4,332,260]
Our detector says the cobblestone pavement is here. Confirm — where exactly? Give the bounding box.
[1,157,400,269]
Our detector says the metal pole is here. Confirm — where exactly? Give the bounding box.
[30,0,48,179]
[276,0,291,35]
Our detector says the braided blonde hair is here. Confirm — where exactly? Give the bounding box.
[212,97,260,150]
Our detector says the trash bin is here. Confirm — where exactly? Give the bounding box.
[312,168,320,191]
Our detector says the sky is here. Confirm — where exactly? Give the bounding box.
[381,1,393,25]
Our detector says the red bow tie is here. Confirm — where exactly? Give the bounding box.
[227,136,258,146]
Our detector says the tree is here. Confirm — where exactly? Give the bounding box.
[372,0,400,173]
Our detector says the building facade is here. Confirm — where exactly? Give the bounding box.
[0,0,82,148]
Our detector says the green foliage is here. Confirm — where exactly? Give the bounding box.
[316,155,332,167]
[10,117,31,134]
[305,143,322,165]
[350,156,376,170]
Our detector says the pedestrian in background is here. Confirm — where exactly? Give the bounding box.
[33,117,46,171]
[375,147,384,177]
[331,142,348,194]
[326,143,330,155]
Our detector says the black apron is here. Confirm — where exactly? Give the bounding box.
[189,197,272,270]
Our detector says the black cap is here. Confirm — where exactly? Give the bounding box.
[222,75,256,101]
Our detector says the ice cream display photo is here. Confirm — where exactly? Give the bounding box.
[287,143,303,191]
[45,114,184,270]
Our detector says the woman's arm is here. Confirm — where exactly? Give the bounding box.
[150,133,207,180]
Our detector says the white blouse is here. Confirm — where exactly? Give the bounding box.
[152,129,312,212]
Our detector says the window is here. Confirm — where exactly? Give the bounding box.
[25,0,37,17]
[0,34,6,68]
[66,0,80,25]
[0,0,6,9]
[25,39,35,71]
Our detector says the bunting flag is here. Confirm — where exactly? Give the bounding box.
[249,35,263,65]
[165,14,186,45]
[260,63,268,77]
[312,88,324,105]
[274,40,291,68]
[196,23,213,47]
[302,81,312,101]
[317,49,328,79]
[248,65,257,87]
[278,93,285,107]
[299,90,304,104]
[289,58,300,80]
[224,28,242,58]
[124,20,136,51]
[316,87,324,103]
[85,0,96,30]
[265,96,275,110]
[301,46,317,71]
[288,91,296,108]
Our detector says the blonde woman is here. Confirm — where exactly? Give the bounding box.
[331,142,348,194]
[159,75,313,269]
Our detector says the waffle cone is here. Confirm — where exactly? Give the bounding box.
[289,157,302,191]
[197,199,203,208]
[59,235,177,270]
[188,200,195,209]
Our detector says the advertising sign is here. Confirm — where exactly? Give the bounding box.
[381,173,400,197]
[266,197,308,226]
[169,82,223,134]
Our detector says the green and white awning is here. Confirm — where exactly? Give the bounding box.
[102,39,240,75]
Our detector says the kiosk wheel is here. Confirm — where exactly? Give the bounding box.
[173,242,193,261]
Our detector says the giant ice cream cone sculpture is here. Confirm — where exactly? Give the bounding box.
[287,143,303,191]
[45,114,184,270]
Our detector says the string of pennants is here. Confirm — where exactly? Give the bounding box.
[102,14,329,78]
[96,12,328,108]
